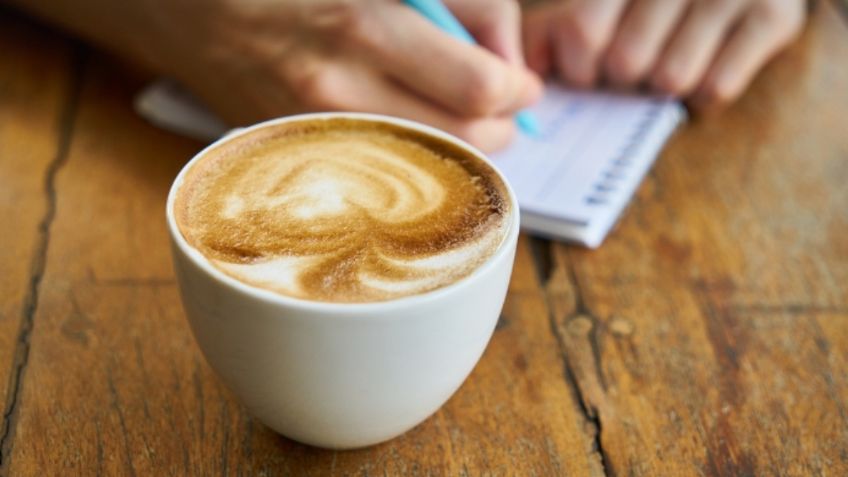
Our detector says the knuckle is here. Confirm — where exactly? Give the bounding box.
[311,1,373,44]
[462,69,507,116]
[296,66,341,108]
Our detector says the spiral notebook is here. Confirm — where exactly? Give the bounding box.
[136,81,685,248]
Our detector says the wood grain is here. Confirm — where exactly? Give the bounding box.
[0,2,846,476]
[0,9,81,466]
[545,3,848,475]
[0,27,595,477]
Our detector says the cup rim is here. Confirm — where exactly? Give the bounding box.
[166,112,520,313]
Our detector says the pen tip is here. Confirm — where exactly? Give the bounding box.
[516,112,541,137]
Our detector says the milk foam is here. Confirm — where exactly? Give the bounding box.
[174,118,511,303]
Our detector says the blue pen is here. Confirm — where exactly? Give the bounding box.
[402,0,541,137]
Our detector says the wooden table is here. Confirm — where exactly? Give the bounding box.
[1,3,846,475]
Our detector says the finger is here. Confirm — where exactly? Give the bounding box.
[603,0,690,86]
[691,5,805,109]
[522,6,554,75]
[296,63,518,151]
[445,0,524,64]
[359,3,542,118]
[299,63,516,152]
[371,80,517,152]
[550,0,630,88]
[650,0,746,96]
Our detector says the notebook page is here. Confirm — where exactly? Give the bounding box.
[581,100,685,247]
[492,87,683,227]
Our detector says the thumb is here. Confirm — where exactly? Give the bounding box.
[443,0,525,65]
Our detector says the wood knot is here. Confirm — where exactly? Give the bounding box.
[567,315,594,336]
[609,318,634,336]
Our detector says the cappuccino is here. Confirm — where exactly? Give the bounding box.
[174,117,511,303]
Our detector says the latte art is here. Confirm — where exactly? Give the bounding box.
[174,118,511,302]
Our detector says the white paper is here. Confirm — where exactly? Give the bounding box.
[491,87,684,246]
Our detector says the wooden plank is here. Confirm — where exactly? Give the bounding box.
[0,7,80,467]
[4,2,846,474]
[545,3,848,475]
[3,41,595,477]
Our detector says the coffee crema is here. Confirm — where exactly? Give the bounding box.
[174,118,511,303]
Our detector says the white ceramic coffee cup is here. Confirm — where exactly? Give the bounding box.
[166,112,520,449]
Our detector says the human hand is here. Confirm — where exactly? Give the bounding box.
[523,0,807,110]
[130,0,542,151]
